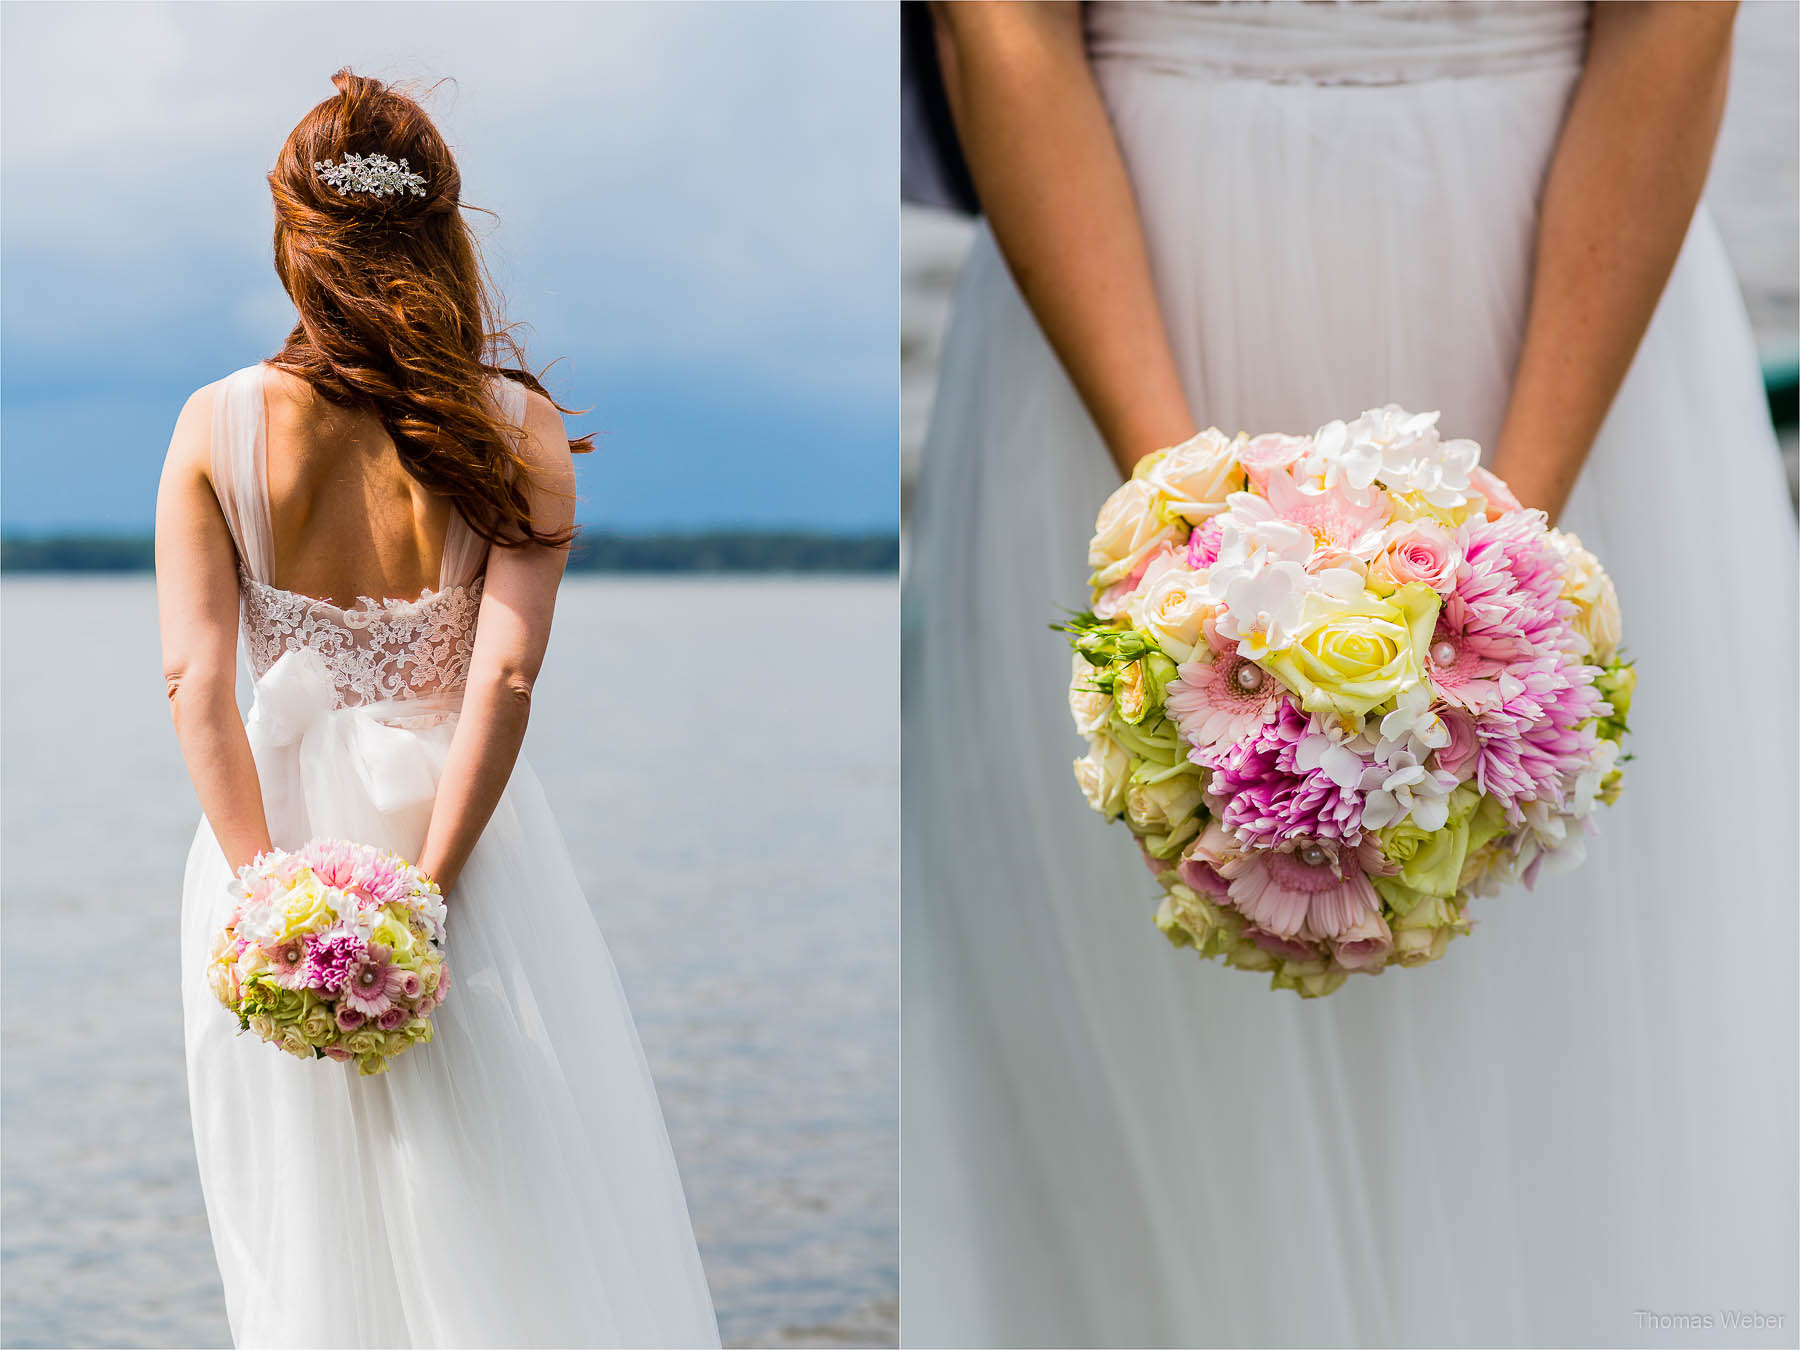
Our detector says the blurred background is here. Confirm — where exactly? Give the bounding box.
[1,4,896,1347]
[902,0,1800,524]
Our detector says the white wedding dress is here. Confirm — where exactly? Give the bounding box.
[903,4,1798,1347]
[180,364,720,1349]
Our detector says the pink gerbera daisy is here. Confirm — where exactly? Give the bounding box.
[1166,629,1285,751]
[262,935,310,990]
[1218,838,1383,943]
[341,944,404,1018]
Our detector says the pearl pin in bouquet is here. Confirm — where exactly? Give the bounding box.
[1059,407,1631,997]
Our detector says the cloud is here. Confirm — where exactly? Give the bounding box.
[0,1,897,530]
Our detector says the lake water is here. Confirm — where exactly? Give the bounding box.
[0,576,898,1349]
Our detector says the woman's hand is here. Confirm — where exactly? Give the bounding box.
[1488,1,1738,522]
[931,1,1196,476]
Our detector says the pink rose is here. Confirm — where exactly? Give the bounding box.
[1243,926,1326,964]
[376,1007,408,1031]
[1331,908,1394,971]
[1370,520,1459,594]
[1469,465,1522,519]
[1435,706,1479,780]
[1177,855,1230,899]
[1237,433,1311,491]
[323,1045,354,1062]
[335,1005,367,1032]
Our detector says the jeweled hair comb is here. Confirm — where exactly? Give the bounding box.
[314,152,427,199]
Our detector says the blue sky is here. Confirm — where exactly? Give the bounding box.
[0,2,897,534]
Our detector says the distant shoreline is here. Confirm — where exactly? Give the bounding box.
[0,530,899,576]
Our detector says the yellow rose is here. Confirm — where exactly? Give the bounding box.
[273,873,338,943]
[1141,428,1245,523]
[371,909,418,965]
[1261,583,1440,721]
[1088,479,1182,588]
[1386,489,1480,529]
[1073,733,1132,819]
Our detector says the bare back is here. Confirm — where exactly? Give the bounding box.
[259,365,460,607]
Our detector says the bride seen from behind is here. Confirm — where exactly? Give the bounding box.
[155,70,719,1348]
[904,2,1797,1346]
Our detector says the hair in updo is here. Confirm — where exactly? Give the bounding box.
[267,68,587,550]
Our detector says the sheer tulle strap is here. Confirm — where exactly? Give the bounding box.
[209,364,274,581]
[436,374,527,590]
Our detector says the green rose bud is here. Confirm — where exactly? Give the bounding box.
[1378,785,1479,899]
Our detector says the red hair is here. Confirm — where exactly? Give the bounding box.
[266,68,587,549]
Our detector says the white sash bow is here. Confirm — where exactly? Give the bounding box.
[244,648,458,815]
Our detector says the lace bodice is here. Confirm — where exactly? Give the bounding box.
[211,362,525,711]
[239,567,485,707]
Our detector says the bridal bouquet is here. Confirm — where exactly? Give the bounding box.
[207,839,450,1074]
[1060,406,1632,997]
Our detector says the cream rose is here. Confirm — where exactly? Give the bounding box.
[1067,654,1112,736]
[1132,557,1213,663]
[1154,882,1240,959]
[1073,733,1132,819]
[1546,530,1622,661]
[1143,428,1245,523]
[1088,479,1182,588]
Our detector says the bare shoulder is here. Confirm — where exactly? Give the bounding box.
[164,378,223,481]
[517,387,575,480]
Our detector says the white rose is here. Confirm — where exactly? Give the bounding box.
[1073,733,1132,819]
[1088,479,1181,588]
[1143,429,1244,523]
[1067,654,1112,736]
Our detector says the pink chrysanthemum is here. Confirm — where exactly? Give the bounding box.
[302,925,367,994]
[341,944,404,1017]
[1186,517,1224,570]
[1472,654,1604,820]
[1197,699,1366,849]
[1218,840,1382,943]
[1166,632,1285,751]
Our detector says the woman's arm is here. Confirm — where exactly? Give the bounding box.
[931,0,1194,474]
[1487,1,1737,521]
[156,386,274,872]
[415,392,576,894]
